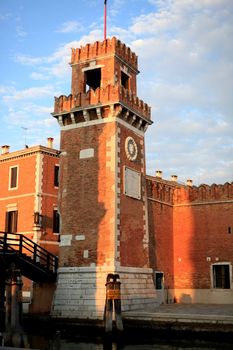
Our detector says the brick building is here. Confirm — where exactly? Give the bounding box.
[147,173,233,304]
[1,37,232,319]
[0,139,60,308]
[50,36,233,319]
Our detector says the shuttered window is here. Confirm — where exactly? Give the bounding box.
[213,264,230,289]
[9,166,18,189]
[53,210,60,233]
[5,210,18,233]
[54,165,59,187]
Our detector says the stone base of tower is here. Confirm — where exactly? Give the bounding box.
[52,266,158,320]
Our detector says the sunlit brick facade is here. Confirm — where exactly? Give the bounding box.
[0,140,60,309]
[147,175,233,304]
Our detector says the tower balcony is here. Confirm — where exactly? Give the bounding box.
[53,84,151,121]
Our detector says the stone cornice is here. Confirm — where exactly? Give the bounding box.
[0,145,59,163]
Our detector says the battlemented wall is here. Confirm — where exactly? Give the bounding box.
[70,37,138,69]
[147,176,233,303]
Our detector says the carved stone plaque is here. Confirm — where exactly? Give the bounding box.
[124,167,141,200]
[60,234,72,246]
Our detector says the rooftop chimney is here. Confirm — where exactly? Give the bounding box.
[186,179,193,187]
[1,145,10,155]
[155,170,163,178]
[171,175,178,182]
[47,137,54,149]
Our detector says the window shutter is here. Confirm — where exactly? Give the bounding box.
[5,212,9,232]
[10,167,17,188]
[13,210,18,233]
[54,166,59,187]
[53,210,60,233]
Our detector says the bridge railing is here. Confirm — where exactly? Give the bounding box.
[0,231,58,274]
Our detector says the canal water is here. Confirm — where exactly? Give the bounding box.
[24,331,233,350]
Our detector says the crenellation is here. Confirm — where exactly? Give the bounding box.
[147,176,233,205]
[70,37,138,69]
[53,85,151,120]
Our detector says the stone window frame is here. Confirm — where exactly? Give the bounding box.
[8,165,19,190]
[211,262,232,290]
[154,271,164,290]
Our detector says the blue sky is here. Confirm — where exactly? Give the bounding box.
[0,0,232,185]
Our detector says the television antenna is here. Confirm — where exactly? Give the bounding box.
[21,127,28,148]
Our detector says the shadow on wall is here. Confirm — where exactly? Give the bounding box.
[147,179,175,304]
[173,182,233,304]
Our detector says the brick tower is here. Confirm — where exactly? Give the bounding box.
[52,37,157,319]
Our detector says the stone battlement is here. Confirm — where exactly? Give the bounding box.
[71,37,138,69]
[147,177,233,205]
[53,84,151,120]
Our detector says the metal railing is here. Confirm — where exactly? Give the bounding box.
[0,231,58,275]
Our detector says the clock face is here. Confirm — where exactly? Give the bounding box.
[125,136,138,161]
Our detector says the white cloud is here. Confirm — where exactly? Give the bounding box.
[16,25,27,38]
[15,30,102,81]
[30,72,50,81]
[0,13,11,21]
[130,0,233,184]
[3,86,56,103]
[109,0,125,17]
[16,55,45,66]
[56,21,84,33]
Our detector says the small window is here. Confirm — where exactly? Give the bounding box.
[121,71,129,89]
[154,272,164,290]
[85,68,101,91]
[54,165,59,187]
[228,227,232,234]
[212,264,230,289]
[9,166,18,189]
[53,209,60,233]
[5,210,18,233]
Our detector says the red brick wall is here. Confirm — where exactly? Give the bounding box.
[173,202,233,289]
[147,179,174,288]
[59,122,116,267]
[147,178,233,290]
[119,125,149,267]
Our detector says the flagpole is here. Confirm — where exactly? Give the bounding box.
[104,0,107,40]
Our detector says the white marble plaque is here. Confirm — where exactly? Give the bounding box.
[60,234,72,246]
[124,167,141,200]
[75,235,85,241]
[79,148,94,159]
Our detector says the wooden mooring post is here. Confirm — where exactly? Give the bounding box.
[104,273,123,333]
[3,264,29,348]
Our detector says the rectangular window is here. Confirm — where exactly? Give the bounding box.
[154,272,164,290]
[53,210,60,233]
[85,67,101,92]
[228,227,232,234]
[54,165,59,187]
[121,71,130,89]
[9,166,18,189]
[212,264,230,289]
[5,210,18,233]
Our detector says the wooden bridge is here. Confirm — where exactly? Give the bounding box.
[0,231,58,282]
[0,232,58,346]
